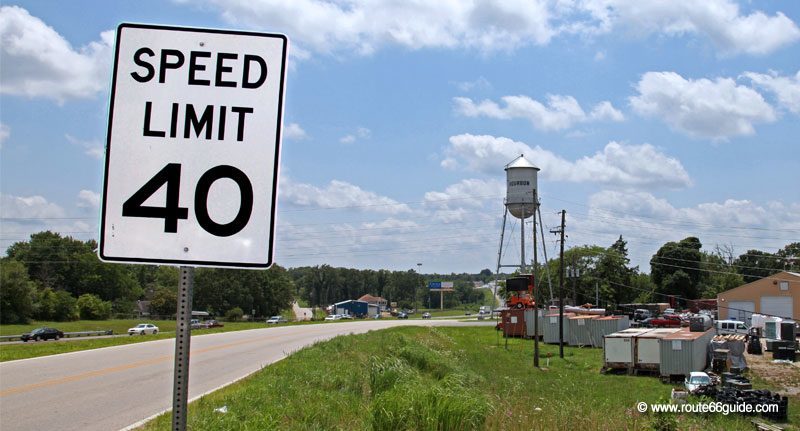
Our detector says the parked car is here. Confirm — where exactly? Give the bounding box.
[422,312,432,319]
[634,309,652,321]
[397,312,408,319]
[685,371,712,394]
[339,314,353,319]
[663,308,676,315]
[716,320,748,335]
[205,319,224,328]
[128,323,159,335]
[190,319,204,330]
[21,327,64,342]
[266,316,288,324]
[649,314,682,328]
[324,314,341,321]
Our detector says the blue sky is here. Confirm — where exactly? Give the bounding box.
[1,0,799,273]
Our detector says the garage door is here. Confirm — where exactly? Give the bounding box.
[726,301,755,324]
[761,296,794,320]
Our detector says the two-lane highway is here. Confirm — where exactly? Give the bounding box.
[0,319,487,431]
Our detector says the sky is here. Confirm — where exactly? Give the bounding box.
[1,0,799,274]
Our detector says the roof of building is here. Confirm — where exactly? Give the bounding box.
[716,271,800,298]
[358,294,386,303]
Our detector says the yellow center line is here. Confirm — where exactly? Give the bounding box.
[0,329,328,398]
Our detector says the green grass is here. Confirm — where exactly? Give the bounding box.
[138,326,795,430]
[0,318,320,362]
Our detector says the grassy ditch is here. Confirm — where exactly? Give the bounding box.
[138,326,785,430]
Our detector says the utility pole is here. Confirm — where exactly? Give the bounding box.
[551,210,566,358]
[532,190,539,368]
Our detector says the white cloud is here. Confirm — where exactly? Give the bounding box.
[65,134,103,159]
[0,122,9,147]
[280,178,411,214]
[0,6,113,103]
[180,0,555,55]
[339,126,371,144]
[179,1,797,58]
[77,190,100,209]
[283,123,308,140]
[630,71,777,140]
[442,134,690,188]
[0,193,65,219]
[743,70,800,115]
[575,0,800,56]
[454,95,623,131]
[454,76,492,92]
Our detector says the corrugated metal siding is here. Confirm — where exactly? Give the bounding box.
[524,309,544,337]
[589,316,630,347]
[658,329,714,377]
[568,316,596,346]
[543,313,574,343]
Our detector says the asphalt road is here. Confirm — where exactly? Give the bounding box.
[0,319,489,431]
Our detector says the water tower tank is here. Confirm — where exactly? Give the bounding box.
[505,155,539,219]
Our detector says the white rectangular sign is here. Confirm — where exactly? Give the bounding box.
[99,24,287,268]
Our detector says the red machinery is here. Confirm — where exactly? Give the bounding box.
[506,274,535,309]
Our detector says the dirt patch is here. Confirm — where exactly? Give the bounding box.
[746,341,800,398]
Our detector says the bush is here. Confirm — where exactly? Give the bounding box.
[51,290,79,321]
[225,306,244,322]
[76,294,113,320]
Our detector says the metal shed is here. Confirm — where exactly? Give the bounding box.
[567,315,598,346]
[659,327,714,377]
[543,312,575,344]
[603,328,653,371]
[635,328,683,371]
[524,308,544,338]
[589,315,630,347]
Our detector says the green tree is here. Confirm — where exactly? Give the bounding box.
[735,249,784,282]
[0,259,36,323]
[225,306,244,322]
[150,286,177,316]
[651,237,703,299]
[76,294,113,320]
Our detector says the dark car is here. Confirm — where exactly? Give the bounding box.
[205,319,224,328]
[21,327,64,342]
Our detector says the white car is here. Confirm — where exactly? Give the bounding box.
[128,323,159,335]
[266,316,288,324]
[684,371,712,394]
[324,314,341,321]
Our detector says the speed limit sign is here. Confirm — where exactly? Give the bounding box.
[99,24,287,268]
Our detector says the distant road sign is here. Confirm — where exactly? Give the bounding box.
[99,24,287,268]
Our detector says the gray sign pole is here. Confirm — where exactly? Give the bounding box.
[172,266,194,431]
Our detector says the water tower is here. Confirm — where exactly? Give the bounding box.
[495,155,544,303]
[505,155,539,220]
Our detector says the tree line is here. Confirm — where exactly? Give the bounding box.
[531,236,798,310]
[1,231,796,324]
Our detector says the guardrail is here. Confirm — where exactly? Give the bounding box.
[0,330,114,342]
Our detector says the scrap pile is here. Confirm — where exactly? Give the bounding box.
[714,388,789,422]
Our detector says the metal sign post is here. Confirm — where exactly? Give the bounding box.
[172,266,194,431]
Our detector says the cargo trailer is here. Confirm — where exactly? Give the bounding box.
[659,328,714,378]
[589,316,630,348]
[603,328,654,371]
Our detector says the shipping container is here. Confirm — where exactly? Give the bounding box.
[501,309,527,337]
[567,315,598,346]
[524,308,544,338]
[603,328,654,371]
[543,312,575,344]
[659,327,715,377]
[589,316,630,347]
[635,328,683,371]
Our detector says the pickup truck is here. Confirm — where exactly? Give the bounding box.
[647,314,682,328]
